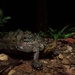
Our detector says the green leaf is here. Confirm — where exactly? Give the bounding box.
[4,16,11,20]
[63,33,74,39]
[54,34,59,41]
[48,28,54,32]
[60,25,69,33]
[48,27,56,33]
[68,27,75,32]
[2,16,11,23]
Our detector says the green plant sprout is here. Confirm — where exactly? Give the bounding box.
[0,9,11,37]
[0,9,11,27]
[39,25,75,40]
[67,27,75,32]
[61,33,74,39]
[60,26,75,39]
[47,25,69,41]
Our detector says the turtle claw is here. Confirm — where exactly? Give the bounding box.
[32,60,43,70]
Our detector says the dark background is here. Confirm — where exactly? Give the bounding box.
[48,1,75,28]
[0,0,75,32]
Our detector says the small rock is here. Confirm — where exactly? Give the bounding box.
[40,60,48,64]
[66,56,70,59]
[71,53,74,55]
[51,59,55,62]
[63,65,70,69]
[46,60,56,68]
[64,50,69,53]
[0,53,9,61]
[58,54,64,59]
[8,69,16,75]
[62,58,70,64]
[66,45,73,52]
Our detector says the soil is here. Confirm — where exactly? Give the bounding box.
[0,38,75,75]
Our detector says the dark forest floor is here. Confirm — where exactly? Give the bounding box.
[0,38,75,75]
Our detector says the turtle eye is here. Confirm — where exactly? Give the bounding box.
[24,37,26,39]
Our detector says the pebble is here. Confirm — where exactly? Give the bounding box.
[66,45,73,52]
[40,60,48,64]
[8,69,16,75]
[0,53,9,61]
[64,50,69,53]
[66,56,70,59]
[58,54,64,59]
[62,58,70,64]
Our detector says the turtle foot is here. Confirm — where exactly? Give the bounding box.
[32,60,43,70]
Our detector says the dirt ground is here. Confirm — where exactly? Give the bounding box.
[0,34,75,75]
[1,39,75,75]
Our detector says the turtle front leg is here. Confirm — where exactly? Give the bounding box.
[32,49,43,70]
